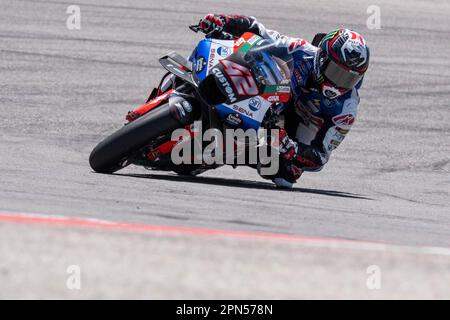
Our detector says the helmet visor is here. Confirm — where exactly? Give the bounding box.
[323,60,363,89]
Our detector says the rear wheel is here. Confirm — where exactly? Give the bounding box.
[89,102,180,174]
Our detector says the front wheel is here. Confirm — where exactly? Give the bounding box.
[89,102,181,174]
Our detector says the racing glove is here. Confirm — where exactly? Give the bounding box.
[199,14,261,39]
[199,14,226,36]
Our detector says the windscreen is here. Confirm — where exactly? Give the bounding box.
[244,41,292,86]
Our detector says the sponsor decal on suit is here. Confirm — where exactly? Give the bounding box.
[333,114,355,126]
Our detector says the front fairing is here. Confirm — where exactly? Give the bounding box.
[191,34,291,130]
[190,38,235,82]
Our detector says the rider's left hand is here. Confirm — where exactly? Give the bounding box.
[199,14,225,35]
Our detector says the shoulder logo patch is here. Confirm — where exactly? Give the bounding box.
[333,114,355,126]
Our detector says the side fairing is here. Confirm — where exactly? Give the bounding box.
[191,37,279,130]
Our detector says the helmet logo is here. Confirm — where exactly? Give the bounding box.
[340,31,368,68]
[344,45,367,67]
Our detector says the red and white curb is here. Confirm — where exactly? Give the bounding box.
[1,211,450,256]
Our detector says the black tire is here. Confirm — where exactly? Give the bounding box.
[89,103,180,174]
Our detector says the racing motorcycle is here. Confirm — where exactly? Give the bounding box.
[89,24,308,176]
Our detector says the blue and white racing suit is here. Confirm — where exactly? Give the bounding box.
[216,15,361,180]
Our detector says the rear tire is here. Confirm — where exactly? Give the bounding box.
[89,103,180,174]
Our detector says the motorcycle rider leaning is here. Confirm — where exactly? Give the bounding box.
[198,14,370,188]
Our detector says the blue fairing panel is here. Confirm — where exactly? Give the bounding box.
[192,39,212,81]
[215,104,262,130]
[191,39,262,130]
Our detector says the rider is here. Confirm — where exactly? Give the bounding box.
[198,14,370,188]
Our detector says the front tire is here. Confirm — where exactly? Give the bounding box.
[89,103,180,174]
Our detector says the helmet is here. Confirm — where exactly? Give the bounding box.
[314,29,370,99]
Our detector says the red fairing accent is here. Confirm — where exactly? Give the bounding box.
[260,93,291,103]
[233,32,255,51]
[146,140,178,161]
[126,89,174,123]
[146,125,198,161]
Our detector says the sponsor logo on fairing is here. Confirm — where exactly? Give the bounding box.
[225,113,242,127]
[248,97,262,111]
[247,35,260,45]
[195,56,206,73]
[267,95,280,103]
[277,85,291,93]
[208,48,216,69]
[234,37,246,48]
[232,104,253,118]
[174,102,186,119]
[217,47,231,57]
[182,100,192,112]
[212,67,237,103]
[172,100,193,121]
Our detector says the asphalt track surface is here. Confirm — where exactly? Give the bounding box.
[1,0,449,299]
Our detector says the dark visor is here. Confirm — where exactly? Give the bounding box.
[323,60,363,89]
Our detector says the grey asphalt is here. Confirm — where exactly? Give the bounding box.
[0,0,449,298]
[1,222,450,299]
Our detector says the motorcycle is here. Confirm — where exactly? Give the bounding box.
[89,24,298,177]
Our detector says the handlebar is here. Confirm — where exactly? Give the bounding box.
[189,24,201,33]
[188,23,236,40]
